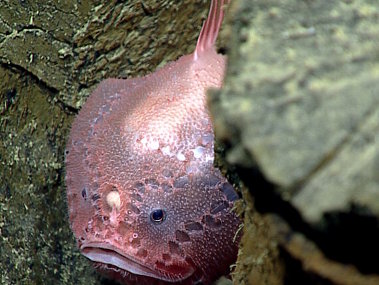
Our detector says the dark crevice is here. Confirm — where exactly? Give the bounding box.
[319,208,379,274]
[58,97,79,114]
[235,164,379,275]
[141,2,153,16]
[280,247,334,285]
[0,62,58,94]
[0,62,78,115]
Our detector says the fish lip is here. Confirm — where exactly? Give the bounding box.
[80,242,195,282]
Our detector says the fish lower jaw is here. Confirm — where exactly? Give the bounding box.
[80,242,195,282]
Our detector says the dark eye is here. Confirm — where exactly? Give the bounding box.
[150,209,166,224]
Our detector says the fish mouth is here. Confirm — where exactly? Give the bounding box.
[81,243,195,282]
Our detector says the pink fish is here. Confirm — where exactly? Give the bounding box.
[65,0,241,284]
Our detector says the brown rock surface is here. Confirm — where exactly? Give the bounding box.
[212,0,379,224]
[210,0,379,283]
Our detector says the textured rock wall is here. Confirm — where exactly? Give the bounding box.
[210,0,379,284]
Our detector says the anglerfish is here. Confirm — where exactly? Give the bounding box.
[65,0,241,284]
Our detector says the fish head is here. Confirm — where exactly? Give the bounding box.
[67,163,240,285]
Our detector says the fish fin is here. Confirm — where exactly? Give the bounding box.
[194,0,229,60]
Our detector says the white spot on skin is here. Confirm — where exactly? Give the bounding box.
[192,146,205,159]
[106,191,121,211]
[138,136,159,151]
[205,154,214,163]
[161,145,171,156]
[177,152,186,161]
[140,137,147,145]
[186,162,200,174]
[201,133,213,146]
[149,139,159,150]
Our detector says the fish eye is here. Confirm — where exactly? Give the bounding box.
[150,209,166,224]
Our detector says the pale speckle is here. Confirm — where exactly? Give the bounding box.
[138,136,160,152]
[186,162,200,174]
[176,152,186,161]
[149,139,160,150]
[205,154,214,163]
[201,133,213,146]
[192,146,206,159]
[140,137,147,145]
[161,145,171,156]
[106,191,121,211]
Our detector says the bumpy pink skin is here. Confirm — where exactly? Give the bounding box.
[65,1,240,284]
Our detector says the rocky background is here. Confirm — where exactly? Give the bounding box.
[1,0,378,285]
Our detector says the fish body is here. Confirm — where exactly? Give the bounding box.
[65,1,241,284]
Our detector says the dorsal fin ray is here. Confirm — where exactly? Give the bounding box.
[193,0,229,60]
